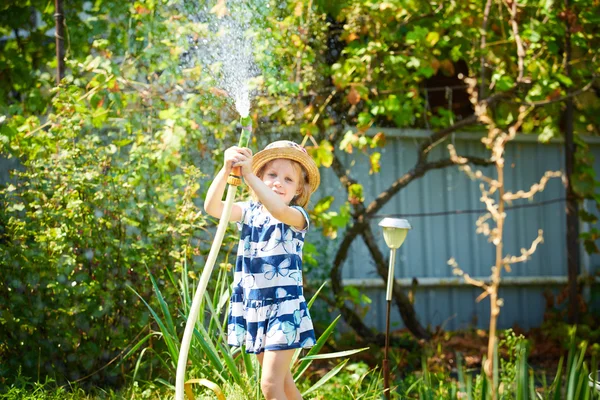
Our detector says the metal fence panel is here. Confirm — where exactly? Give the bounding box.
[310,130,599,331]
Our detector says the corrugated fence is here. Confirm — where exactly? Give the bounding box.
[310,129,600,332]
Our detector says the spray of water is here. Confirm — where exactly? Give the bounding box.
[179,0,261,118]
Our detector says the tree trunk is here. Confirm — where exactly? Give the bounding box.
[361,223,431,339]
[55,0,65,83]
[563,0,580,324]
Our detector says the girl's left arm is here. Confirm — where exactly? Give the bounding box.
[234,152,306,230]
[243,173,307,230]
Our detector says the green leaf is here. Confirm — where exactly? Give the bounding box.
[555,73,573,87]
[496,75,514,92]
[299,347,369,361]
[9,203,25,212]
[314,196,334,213]
[159,108,178,120]
[407,57,421,69]
[538,125,556,143]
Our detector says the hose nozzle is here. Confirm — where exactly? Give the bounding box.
[227,116,253,186]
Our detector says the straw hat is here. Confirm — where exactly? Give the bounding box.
[252,141,320,207]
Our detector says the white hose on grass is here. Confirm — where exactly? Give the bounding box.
[175,184,238,400]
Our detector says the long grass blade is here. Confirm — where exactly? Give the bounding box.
[293,315,341,380]
[218,343,244,388]
[422,356,431,389]
[181,257,190,313]
[529,368,536,400]
[146,266,177,338]
[575,362,589,400]
[493,340,499,396]
[466,374,472,400]
[115,331,156,368]
[566,331,577,388]
[480,362,488,400]
[307,281,327,310]
[203,291,226,341]
[130,347,150,393]
[299,348,369,361]
[567,353,579,399]
[582,363,591,400]
[404,376,423,395]
[302,359,349,397]
[517,343,528,400]
[457,352,465,392]
[191,325,225,379]
[127,285,179,369]
[551,356,564,400]
[241,346,254,378]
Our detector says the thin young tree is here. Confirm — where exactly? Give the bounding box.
[447,75,562,398]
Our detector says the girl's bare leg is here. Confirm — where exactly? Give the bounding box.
[256,350,302,400]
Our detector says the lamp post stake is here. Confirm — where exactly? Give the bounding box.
[378,218,412,400]
[383,248,396,399]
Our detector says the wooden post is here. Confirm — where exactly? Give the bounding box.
[54,0,65,83]
[563,0,580,324]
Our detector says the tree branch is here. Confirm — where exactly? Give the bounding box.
[506,0,526,82]
[508,77,598,107]
[328,220,385,343]
[418,114,478,163]
[417,90,509,163]
[364,156,493,218]
[480,0,494,97]
[503,171,563,201]
[502,229,544,264]
[326,125,383,343]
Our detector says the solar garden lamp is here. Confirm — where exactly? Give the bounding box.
[378,217,412,400]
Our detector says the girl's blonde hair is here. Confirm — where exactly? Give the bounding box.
[252,158,312,207]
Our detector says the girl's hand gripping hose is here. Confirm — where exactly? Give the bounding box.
[175,116,252,400]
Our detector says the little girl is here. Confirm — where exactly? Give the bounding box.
[204,140,320,400]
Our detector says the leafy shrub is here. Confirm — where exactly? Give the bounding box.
[0,78,218,384]
[0,11,244,380]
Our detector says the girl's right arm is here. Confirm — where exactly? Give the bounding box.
[203,147,250,222]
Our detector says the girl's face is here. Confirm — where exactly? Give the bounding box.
[260,159,301,205]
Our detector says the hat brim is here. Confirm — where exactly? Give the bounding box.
[252,147,320,194]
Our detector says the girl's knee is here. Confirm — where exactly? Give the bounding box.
[284,376,302,400]
[261,375,281,398]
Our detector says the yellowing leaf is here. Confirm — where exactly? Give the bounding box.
[309,140,334,168]
[369,152,381,175]
[348,183,364,204]
[426,31,440,46]
[210,0,228,18]
[347,86,361,105]
[294,1,303,17]
[379,2,394,11]
[372,132,386,148]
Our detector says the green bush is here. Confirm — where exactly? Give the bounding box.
[0,7,244,381]
[0,80,217,384]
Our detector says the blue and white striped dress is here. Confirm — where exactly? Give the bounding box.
[228,201,316,354]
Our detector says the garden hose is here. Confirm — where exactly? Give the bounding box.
[175,116,252,400]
